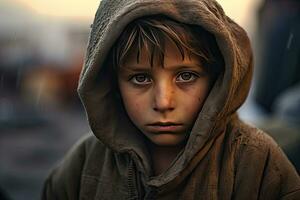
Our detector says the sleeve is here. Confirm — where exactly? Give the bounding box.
[233,129,300,200]
[266,145,300,200]
[41,135,89,200]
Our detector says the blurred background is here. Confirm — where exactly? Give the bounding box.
[0,0,299,199]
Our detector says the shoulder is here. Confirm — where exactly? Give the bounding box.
[231,119,278,151]
[53,133,107,173]
[228,118,281,166]
[42,133,108,199]
[228,118,300,198]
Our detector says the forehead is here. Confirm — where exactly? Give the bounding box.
[121,39,203,69]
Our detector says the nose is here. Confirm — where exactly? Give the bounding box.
[153,81,175,112]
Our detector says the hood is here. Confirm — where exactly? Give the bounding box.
[78,0,253,186]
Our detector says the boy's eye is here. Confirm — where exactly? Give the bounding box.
[130,74,151,85]
[176,72,198,82]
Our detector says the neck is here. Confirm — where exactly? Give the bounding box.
[147,142,186,176]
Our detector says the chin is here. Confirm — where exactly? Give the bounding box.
[146,133,187,147]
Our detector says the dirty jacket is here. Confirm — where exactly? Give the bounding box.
[42,0,300,199]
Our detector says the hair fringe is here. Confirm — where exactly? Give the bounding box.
[112,16,223,77]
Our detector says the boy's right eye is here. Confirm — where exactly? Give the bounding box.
[130,74,152,85]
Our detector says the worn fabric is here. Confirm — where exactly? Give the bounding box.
[42,0,300,199]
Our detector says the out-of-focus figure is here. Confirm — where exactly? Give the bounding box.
[254,0,300,172]
[254,0,300,114]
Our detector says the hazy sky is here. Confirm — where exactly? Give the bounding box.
[11,0,262,33]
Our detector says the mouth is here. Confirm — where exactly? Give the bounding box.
[146,122,183,132]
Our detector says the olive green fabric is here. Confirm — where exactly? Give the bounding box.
[42,0,300,199]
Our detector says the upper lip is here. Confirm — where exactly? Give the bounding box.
[147,122,182,126]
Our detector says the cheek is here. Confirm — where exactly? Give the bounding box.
[127,101,143,117]
[121,91,146,124]
[197,86,210,104]
[197,79,210,101]
[182,82,210,114]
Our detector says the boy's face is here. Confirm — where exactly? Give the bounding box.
[118,40,211,147]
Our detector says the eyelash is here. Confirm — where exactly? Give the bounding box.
[129,71,200,85]
[176,72,199,83]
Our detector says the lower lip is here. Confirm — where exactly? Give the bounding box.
[147,125,183,132]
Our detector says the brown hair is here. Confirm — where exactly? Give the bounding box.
[111,15,224,79]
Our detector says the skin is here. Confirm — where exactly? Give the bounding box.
[118,40,211,174]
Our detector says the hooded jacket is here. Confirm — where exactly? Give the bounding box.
[42,0,300,199]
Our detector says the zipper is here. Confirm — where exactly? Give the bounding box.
[128,160,141,200]
[128,163,159,200]
[128,163,137,199]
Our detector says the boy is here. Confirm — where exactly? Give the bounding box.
[43,0,300,199]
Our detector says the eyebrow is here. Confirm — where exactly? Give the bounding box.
[119,66,152,73]
[120,63,204,72]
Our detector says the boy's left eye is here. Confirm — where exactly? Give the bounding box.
[176,72,198,82]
